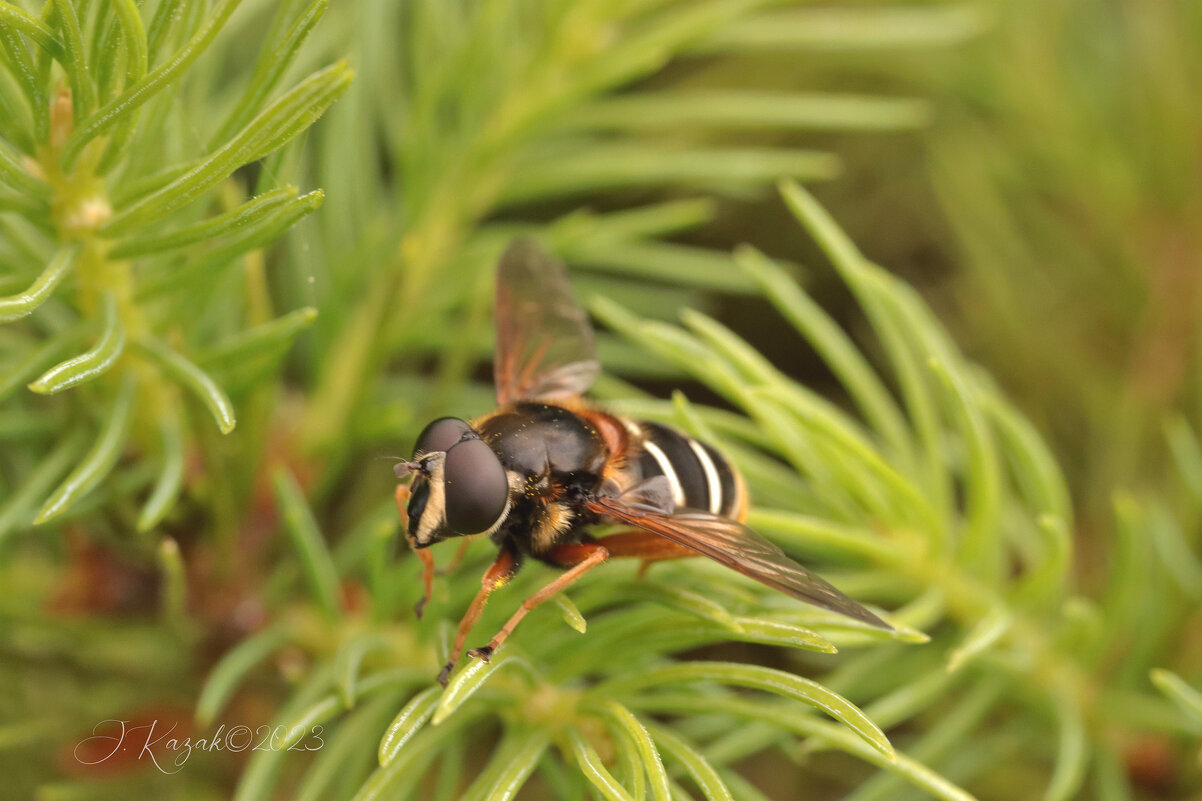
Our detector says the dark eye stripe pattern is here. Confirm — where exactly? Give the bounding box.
[635,422,739,518]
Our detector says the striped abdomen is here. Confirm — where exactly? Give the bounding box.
[630,421,745,519]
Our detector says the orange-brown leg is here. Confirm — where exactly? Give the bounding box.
[467,543,609,663]
[396,484,436,618]
[598,529,697,577]
[435,535,477,576]
[439,547,520,686]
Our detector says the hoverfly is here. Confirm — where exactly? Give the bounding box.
[394,240,889,685]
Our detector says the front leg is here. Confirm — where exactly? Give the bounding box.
[396,484,435,618]
[467,542,609,663]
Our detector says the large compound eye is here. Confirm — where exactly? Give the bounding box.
[443,438,508,534]
[413,417,473,457]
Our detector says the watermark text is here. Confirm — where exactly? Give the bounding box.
[75,719,323,774]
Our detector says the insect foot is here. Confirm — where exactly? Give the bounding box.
[437,661,455,688]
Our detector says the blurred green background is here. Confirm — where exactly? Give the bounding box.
[1,0,1201,799]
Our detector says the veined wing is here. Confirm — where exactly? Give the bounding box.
[494,239,600,405]
[588,495,890,629]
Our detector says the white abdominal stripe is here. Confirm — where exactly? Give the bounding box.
[633,421,738,518]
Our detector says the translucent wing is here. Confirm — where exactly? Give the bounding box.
[494,239,600,405]
[587,495,891,629]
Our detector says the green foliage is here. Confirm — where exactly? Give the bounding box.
[0,0,343,542]
[287,0,949,457]
[187,182,1197,801]
[2,1,1201,800]
[922,0,1202,509]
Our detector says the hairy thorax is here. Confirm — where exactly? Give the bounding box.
[476,402,611,557]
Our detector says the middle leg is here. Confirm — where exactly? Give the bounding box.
[439,545,521,686]
[467,542,609,663]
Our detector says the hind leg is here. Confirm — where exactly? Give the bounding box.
[598,529,697,577]
[461,533,697,668]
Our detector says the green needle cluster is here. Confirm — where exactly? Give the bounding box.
[205,183,1198,801]
[2,2,1199,800]
[0,0,347,536]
